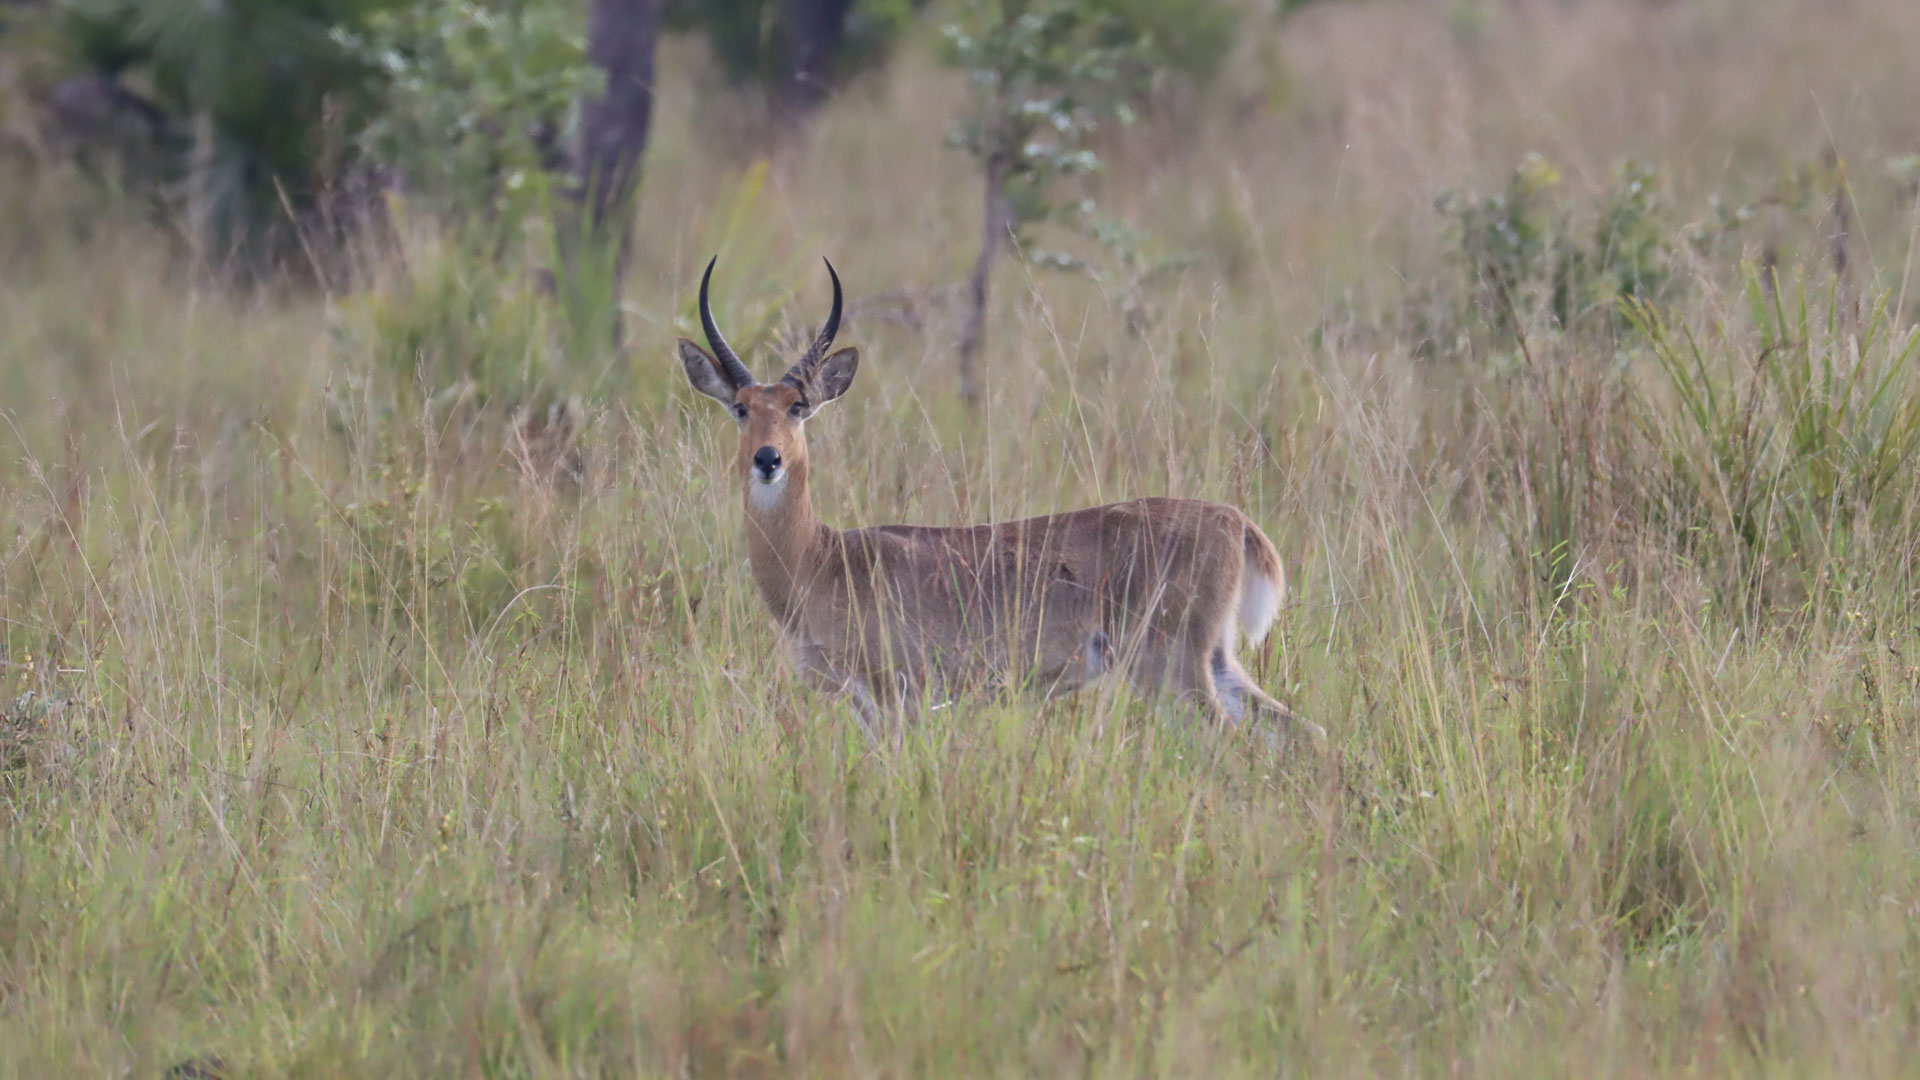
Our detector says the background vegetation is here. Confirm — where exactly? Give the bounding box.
[4,0,1920,1075]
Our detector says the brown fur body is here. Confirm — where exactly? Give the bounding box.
[756,489,1276,705]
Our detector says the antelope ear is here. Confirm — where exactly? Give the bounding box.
[678,338,736,406]
[808,347,859,407]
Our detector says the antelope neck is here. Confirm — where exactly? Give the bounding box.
[742,462,830,624]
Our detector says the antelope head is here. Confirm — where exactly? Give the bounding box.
[678,257,859,512]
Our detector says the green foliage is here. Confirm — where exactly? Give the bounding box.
[48,0,405,262]
[331,5,615,404]
[337,1,596,235]
[1565,162,1677,327]
[37,0,598,265]
[1092,0,1240,86]
[941,1,1159,243]
[936,0,1243,338]
[1441,155,1554,342]
[1435,155,1682,350]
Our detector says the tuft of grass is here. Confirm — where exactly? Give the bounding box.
[1629,267,1920,614]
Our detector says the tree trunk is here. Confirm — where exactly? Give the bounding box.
[956,154,1010,410]
[188,108,216,269]
[779,0,854,124]
[581,0,659,232]
[564,0,661,348]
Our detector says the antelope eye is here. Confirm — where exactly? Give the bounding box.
[788,401,809,418]
[730,403,747,420]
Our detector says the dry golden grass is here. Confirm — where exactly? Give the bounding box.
[4,0,1920,1075]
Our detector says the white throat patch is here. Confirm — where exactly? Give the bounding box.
[748,468,788,512]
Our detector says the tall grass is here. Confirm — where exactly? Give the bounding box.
[5,1,1920,1075]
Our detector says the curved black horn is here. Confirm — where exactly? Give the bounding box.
[699,256,756,388]
[783,258,844,390]
[809,258,843,361]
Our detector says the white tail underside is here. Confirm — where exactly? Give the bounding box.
[1238,568,1282,646]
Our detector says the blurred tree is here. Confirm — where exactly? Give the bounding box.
[664,0,923,128]
[567,0,661,348]
[782,0,853,116]
[35,0,661,357]
[44,0,402,269]
[579,0,657,243]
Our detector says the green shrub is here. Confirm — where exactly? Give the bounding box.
[338,1,596,239]
[45,0,407,265]
[1433,156,1683,355]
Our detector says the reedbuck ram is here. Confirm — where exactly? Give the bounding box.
[680,258,1324,750]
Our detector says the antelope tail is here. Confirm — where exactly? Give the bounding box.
[1239,520,1287,645]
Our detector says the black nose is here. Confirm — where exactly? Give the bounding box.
[752,446,781,476]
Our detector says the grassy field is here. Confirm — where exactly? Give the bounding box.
[6,0,1920,1074]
